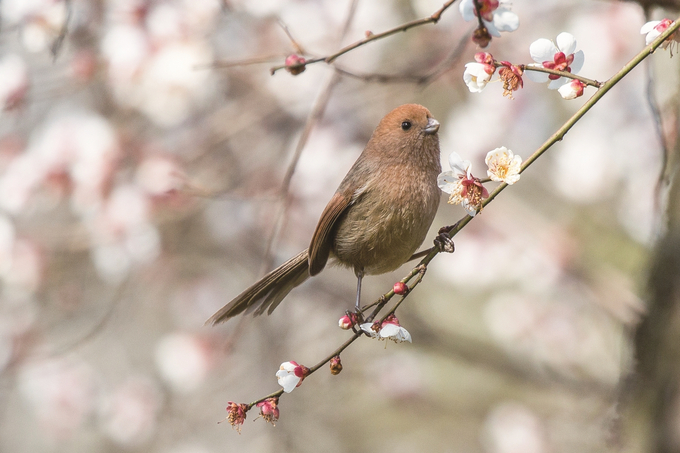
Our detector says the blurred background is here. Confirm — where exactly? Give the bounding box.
[0,0,678,452]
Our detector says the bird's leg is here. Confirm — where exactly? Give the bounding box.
[354,268,365,313]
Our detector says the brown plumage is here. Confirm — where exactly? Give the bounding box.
[207,104,442,325]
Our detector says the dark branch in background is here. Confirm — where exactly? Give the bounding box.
[269,0,457,75]
[50,0,72,60]
[641,7,671,207]
[277,19,305,55]
[332,30,470,86]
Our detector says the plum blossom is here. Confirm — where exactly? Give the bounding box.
[255,398,279,425]
[459,0,519,38]
[224,402,247,433]
[360,315,412,343]
[525,32,584,90]
[641,19,679,49]
[464,52,496,92]
[438,152,489,216]
[498,61,523,99]
[379,315,412,343]
[485,147,522,184]
[276,361,309,393]
[558,79,586,100]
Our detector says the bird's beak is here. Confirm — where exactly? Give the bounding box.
[424,118,440,135]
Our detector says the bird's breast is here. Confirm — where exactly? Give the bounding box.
[331,163,440,275]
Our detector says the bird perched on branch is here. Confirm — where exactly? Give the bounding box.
[207,104,442,325]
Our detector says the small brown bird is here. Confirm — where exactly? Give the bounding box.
[207,104,442,325]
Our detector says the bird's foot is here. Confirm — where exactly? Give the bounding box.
[434,227,455,254]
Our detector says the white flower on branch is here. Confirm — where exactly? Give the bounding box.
[379,315,412,343]
[361,315,412,343]
[641,19,679,49]
[459,0,519,37]
[276,361,308,393]
[485,147,522,184]
[525,32,584,90]
[438,152,488,217]
[463,52,496,93]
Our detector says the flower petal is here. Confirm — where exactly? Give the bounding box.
[459,0,476,21]
[556,32,577,55]
[448,152,471,175]
[524,65,550,83]
[570,50,585,74]
[482,19,500,38]
[379,324,412,343]
[640,20,661,35]
[437,171,458,194]
[529,38,559,64]
[360,323,378,338]
[276,370,301,393]
[547,77,568,90]
[461,199,478,217]
[492,8,519,33]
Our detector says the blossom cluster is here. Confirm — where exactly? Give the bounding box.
[463,33,586,100]
[438,147,522,216]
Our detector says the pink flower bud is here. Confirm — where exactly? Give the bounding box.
[474,52,494,65]
[284,54,306,75]
[338,313,358,330]
[393,281,408,295]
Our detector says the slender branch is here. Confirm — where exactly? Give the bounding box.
[518,64,603,88]
[269,0,457,74]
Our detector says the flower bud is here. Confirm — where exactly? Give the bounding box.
[330,356,343,375]
[285,54,306,75]
[338,313,357,330]
[472,26,492,48]
[393,282,408,295]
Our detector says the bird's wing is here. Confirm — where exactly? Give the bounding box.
[308,191,352,276]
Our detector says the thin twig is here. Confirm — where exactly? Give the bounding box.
[519,65,603,88]
[269,0,457,74]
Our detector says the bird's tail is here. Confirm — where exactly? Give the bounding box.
[206,249,310,325]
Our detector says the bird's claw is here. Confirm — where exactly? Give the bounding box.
[434,231,455,254]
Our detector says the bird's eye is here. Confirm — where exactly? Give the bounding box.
[401,121,412,131]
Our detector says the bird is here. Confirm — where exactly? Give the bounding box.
[207,104,442,325]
